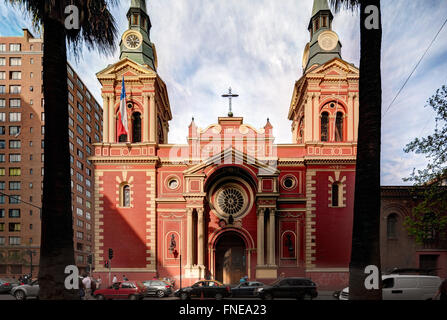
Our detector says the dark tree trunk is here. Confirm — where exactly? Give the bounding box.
[38,14,78,300]
[349,0,383,300]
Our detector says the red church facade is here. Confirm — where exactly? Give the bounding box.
[91,0,359,290]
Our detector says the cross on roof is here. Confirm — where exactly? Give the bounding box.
[221,87,239,117]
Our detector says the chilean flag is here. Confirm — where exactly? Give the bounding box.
[117,77,128,139]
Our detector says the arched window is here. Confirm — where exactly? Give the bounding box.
[281,231,296,259]
[387,214,398,239]
[321,112,329,142]
[335,112,344,142]
[122,185,131,207]
[331,182,340,207]
[132,112,141,143]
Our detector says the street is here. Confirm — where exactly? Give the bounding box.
[0,291,337,301]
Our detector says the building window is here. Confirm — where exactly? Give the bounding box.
[9,44,21,52]
[0,72,5,80]
[132,112,142,143]
[9,126,20,135]
[9,112,21,122]
[321,112,329,142]
[122,184,131,207]
[335,112,344,142]
[9,181,20,190]
[9,140,21,149]
[0,99,5,108]
[387,214,398,239]
[9,86,21,94]
[322,15,328,28]
[10,71,21,80]
[9,57,21,66]
[9,154,21,163]
[331,182,340,207]
[0,57,5,66]
[9,99,21,108]
[9,209,20,218]
[9,168,21,176]
[281,231,296,259]
[314,17,319,32]
[9,237,21,246]
[9,223,21,232]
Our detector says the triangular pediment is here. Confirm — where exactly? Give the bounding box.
[184,147,279,176]
[96,57,157,80]
[309,58,359,76]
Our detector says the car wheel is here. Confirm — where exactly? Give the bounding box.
[215,293,223,300]
[180,292,189,300]
[96,294,105,300]
[129,294,138,300]
[156,290,165,298]
[264,293,273,300]
[14,290,26,301]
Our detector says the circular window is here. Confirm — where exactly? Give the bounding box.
[167,178,179,190]
[282,175,297,190]
[215,185,247,217]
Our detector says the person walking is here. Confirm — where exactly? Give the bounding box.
[122,275,129,281]
[433,278,447,300]
[96,276,102,289]
[112,275,118,284]
[82,274,92,300]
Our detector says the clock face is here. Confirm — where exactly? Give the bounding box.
[318,31,339,51]
[124,32,142,49]
[302,43,310,70]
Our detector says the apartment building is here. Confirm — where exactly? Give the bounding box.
[0,29,102,277]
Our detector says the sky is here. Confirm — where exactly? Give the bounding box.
[1,0,447,186]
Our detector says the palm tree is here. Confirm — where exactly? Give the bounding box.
[7,0,118,299]
[329,0,383,299]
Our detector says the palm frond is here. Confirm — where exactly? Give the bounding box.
[328,0,360,13]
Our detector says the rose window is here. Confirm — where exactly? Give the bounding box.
[216,187,245,216]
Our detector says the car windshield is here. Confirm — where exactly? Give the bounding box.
[270,279,282,286]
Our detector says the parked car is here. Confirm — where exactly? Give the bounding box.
[255,278,318,300]
[10,280,39,300]
[339,275,442,300]
[93,281,146,300]
[142,280,172,298]
[231,281,264,298]
[174,280,231,300]
[0,278,20,294]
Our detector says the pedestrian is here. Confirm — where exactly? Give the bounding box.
[123,275,129,281]
[433,278,447,300]
[112,275,118,284]
[82,273,92,300]
[239,276,247,284]
[279,272,285,280]
[79,277,85,299]
[97,276,102,289]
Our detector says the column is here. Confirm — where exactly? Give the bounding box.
[149,93,156,143]
[347,93,354,142]
[102,94,109,143]
[186,208,193,267]
[197,208,204,266]
[312,93,320,142]
[304,94,313,143]
[353,94,359,141]
[143,93,149,142]
[109,94,116,143]
[267,209,276,266]
[257,208,265,266]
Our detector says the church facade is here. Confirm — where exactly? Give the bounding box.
[92,0,359,289]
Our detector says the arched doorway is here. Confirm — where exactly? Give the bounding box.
[215,232,246,285]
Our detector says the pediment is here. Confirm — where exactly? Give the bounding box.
[96,57,157,80]
[184,147,279,176]
[309,58,359,77]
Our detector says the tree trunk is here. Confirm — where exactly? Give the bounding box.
[38,14,78,300]
[349,0,383,300]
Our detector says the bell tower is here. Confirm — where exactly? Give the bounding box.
[96,0,171,145]
[289,0,359,146]
[120,0,157,71]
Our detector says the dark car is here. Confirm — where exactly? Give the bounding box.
[255,278,318,300]
[0,278,19,294]
[142,280,172,298]
[231,281,264,298]
[174,280,231,300]
[93,281,146,300]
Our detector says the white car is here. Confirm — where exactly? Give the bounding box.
[339,275,441,300]
[10,280,39,300]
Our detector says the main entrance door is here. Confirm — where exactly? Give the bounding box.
[215,232,246,285]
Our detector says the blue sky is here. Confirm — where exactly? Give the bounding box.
[1,0,447,185]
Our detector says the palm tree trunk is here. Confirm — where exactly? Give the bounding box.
[349,0,383,300]
[38,13,78,300]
